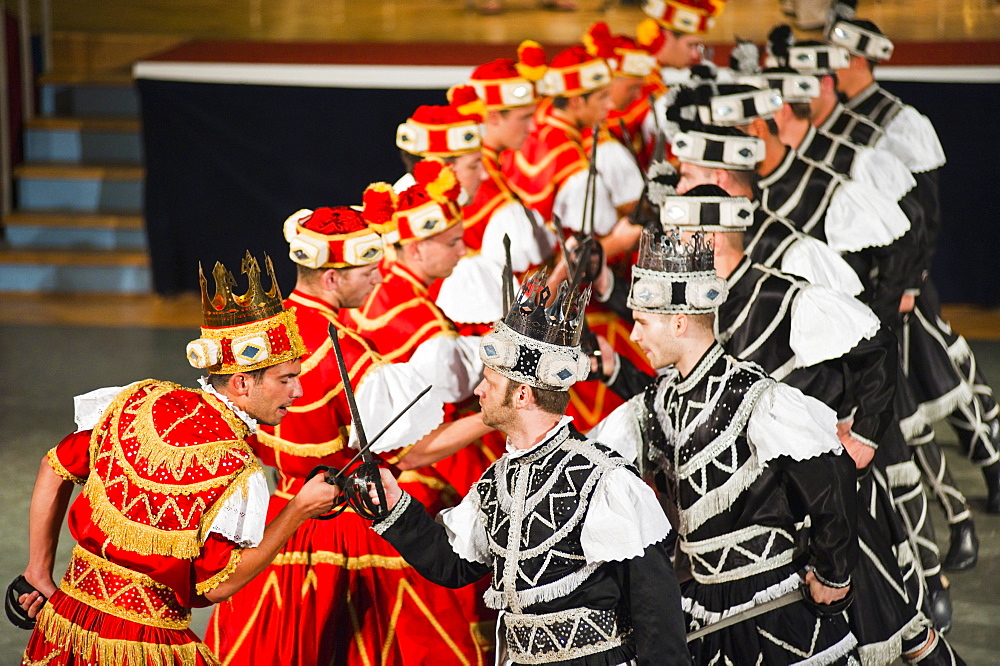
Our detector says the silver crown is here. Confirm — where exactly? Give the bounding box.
[636,228,715,274]
[502,270,590,348]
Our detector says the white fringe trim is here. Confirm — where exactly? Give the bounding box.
[858,614,931,666]
[483,562,602,611]
[794,632,859,666]
[679,459,765,535]
[682,571,802,625]
[898,411,929,441]
[886,461,923,489]
[371,491,411,536]
[916,383,974,425]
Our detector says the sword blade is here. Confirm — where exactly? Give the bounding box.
[328,322,370,455]
[336,384,432,474]
[686,588,804,642]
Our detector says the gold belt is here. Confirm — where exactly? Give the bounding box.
[60,546,191,629]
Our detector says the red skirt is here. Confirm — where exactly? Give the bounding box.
[22,592,217,666]
[204,494,490,666]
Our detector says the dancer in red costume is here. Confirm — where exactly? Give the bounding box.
[206,207,488,665]
[15,253,341,665]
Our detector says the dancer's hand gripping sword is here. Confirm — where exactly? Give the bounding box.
[307,323,431,521]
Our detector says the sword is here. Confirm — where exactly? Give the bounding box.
[686,588,805,642]
[502,233,514,314]
[326,322,388,519]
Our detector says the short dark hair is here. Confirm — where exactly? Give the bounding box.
[208,366,269,390]
[502,379,571,415]
[551,89,598,111]
[788,102,812,121]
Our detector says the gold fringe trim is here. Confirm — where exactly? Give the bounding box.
[33,603,219,666]
[47,447,86,485]
[83,474,202,559]
[270,551,412,570]
[61,547,190,629]
[196,549,242,596]
[256,428,348,458]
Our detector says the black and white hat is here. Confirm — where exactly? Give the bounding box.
[827,19,894,62]
[696,83,784,126]
[737,68,820,103]
[628,228,727,314]
[671,126,765,171]
[659,184,754,232]
[480,271,592,391]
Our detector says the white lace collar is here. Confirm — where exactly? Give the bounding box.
[198,377,258,433]
[505,415,574,458]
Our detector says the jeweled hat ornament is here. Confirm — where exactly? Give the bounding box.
[738,67,820,103]
[480,270,592,391]
[380,159,463,246]
[671,125,765,171]
[763,23,851,75]
[396,100,483,158]
[826,14,894,63]
[659,184,753,232]
[283,207,385,270]
[468,43,544,110]
[628,227,727,314]
[187,252,308,374]
[536,45,612,98]
[583,22,658,79]
[642,0,727,35]
[695,82,784,126]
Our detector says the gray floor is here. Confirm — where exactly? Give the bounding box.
[1,324,998,664]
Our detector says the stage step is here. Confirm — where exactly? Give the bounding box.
[38,74,140,117]
[24,117,143,164]
[0,248,151,293]
[2,212,146,250]
[14,163,144,212]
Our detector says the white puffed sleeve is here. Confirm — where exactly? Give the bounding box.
[580,466,672,563]
[789,284,880,368]
[880,105,946,174]
[73,385,127,431]
[479,202,556,272]
[205,469,269,547]
[407,334,484,403]
[588,395,645,464]
[351,361,447,454]
[747,383,843,464]
[436,253,510,325]
[593,138,644,209]
[780,235,864,296]
[824,179,910,252]
[438,487,492,565]
[851,145,915,202]
[553,169,619,236]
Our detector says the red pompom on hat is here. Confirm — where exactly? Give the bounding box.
[362,183,398,236]
[537,45,612,97]
[446,84,487,121]
[516,40,548,81]
[469,58,539,110]
[583,22,658,78]
[392,159,463,245]
[396,102,482,158]
[636,18,667,54]
[643,0,727,35]
[283,206,384,269]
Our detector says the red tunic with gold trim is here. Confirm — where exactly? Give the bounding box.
[206,289,486,666]
[23,380,263,666]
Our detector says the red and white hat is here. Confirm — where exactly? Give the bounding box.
[283,207,384,269]
[642,0,727,35]
[536,45,613,98]
[396,102,483,158]
[468,42,546,110]
[583,22,658,79]
[373,159,464,246]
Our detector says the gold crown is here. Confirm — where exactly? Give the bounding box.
[200,252,285,328]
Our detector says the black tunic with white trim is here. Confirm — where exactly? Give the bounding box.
[372,421,689,666]
[637,344,859,665]
[756,146,917,325]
